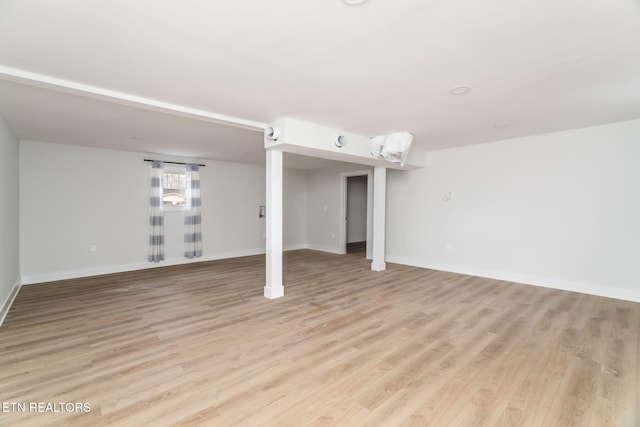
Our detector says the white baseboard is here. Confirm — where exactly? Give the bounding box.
[386,255,640,303]
[20,246,322,286]
[0,280,21,327]
[21,248,269,285]
[22,248,637,303]
[305,244,345,255]
[371,261,386,271]
[264,285,285,299]
[285,244,346,255]
[283,243,308,251]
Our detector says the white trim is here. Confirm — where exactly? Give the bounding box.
[386,255,640,303]
[0,65,265,132]
[365,173,373,260]
[265,149,284,298]
[371,166,387,271]
[20,246,323,285]
[371,262,387,272]
[283,243,308,251]
[305,244,345,255]
[20,249,267,285]
[0,280,21,327]
[287,244,344,254]
[18,248,640,303]
[264,285,285,299]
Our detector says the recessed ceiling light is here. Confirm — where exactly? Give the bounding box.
[341,0,369,5]
[449,85,471,95]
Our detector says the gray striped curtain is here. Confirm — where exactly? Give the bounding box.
[148,161,165,262]
[184,164,202,259]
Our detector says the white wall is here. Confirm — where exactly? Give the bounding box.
[347,175,367,243]
[305,168,343,253]
[283,168,308,249]
[305,165,368,253]
[17,119,640,302]
[386,119,640,302]
[19,141,307,283]
[0,116,20,323]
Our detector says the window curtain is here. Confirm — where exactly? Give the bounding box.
[148,161,165,262]
[184,163,202,259]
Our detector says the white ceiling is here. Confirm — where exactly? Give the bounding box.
[1,0,639,168]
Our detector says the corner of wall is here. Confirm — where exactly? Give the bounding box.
[0,115,20,327]
[0,279,21,328]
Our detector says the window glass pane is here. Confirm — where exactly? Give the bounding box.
[162,170,186,207]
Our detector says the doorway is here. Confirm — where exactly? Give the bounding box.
[341,170,373,259]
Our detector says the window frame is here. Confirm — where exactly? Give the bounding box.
[161,165,189,211]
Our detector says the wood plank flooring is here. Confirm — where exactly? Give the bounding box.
[1,250,638,426]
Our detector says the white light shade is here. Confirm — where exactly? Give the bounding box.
[265,126,280,141]
[371,132,413,166]
[370,135,385,157]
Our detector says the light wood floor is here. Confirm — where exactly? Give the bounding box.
[1,250,638,426]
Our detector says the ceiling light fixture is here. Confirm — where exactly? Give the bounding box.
[341,0,369,6]
[264,126,280,141]
[371,132,414,166]
[449,85,471,95]
[335,135,347,148]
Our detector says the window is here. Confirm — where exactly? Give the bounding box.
[162,166,187,208]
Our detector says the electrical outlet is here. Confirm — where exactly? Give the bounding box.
[90,245,97,252]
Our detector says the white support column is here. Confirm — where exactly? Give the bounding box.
[265,149,284,299]
[371,166,387,271]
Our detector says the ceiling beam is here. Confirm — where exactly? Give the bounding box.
[0,65,266,132]
[265,118,426,170]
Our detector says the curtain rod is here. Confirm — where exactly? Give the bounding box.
[143,159,206,167]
